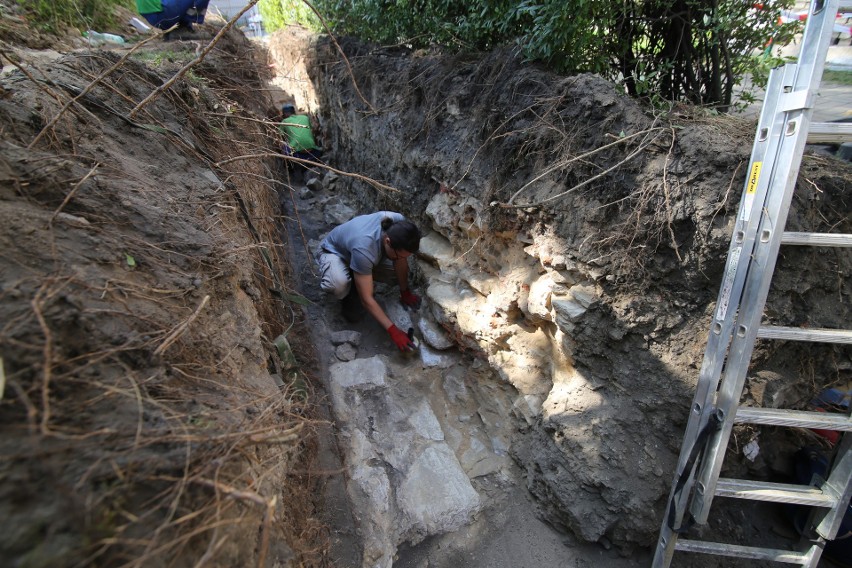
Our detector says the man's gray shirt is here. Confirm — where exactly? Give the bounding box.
[320,211,405,275]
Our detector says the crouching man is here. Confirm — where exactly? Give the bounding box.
[317,212,422,351]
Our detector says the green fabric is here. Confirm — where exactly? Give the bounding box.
[279,114,316,153]
[136,0,162,14]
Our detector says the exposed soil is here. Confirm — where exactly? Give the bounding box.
[1,6,850,568]
[0,15,330,568]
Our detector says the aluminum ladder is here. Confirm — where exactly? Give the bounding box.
[653,0,852,566]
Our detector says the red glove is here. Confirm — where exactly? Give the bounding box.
[388,325,415,351]
[400,288,421,310]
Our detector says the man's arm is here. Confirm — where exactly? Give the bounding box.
[353,272,393,330]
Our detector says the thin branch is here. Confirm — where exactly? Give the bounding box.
[48,163,99,227]
[499,129,665,209]
[257,495,277,568]
[31,288,53,434]
[193,478,271,508]
[153,295,210,357]
[130,1,260,118]
[245,422,304,445]
[215,152,399,193]
[31,281,64,435]
[706,160,743,241]
[7,378,37,434]
[505,127,666,206]
[661,127,682,261]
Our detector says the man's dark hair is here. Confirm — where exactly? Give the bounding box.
[384,219,421,253]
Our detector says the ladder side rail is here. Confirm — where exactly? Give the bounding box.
[797,0,840,92]
[687,0,840,525]
[799,2,852,541]
[689,113,821,523]
[666,62,790,481]
[814,433,852,538]
[651,65,793,568]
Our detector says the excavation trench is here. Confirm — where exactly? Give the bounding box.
[0,13,849,568]
[269,24,851,568]
[277,169,652,567]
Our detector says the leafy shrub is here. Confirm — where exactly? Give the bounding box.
[312,0,802,109]
[259,0,320,33]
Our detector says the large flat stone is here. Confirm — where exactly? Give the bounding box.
[397,444,481,538]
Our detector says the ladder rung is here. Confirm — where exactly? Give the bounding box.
[781,231,852,247]
[675,539,814,564]
[807,122,852,144]
[735,406,852,431]
[756,326,852,344]
[715,478,838,506]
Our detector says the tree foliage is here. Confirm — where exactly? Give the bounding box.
[259,0,320,33]
[16,0,134,33]
[312,0,801,109]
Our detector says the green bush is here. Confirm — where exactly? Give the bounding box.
[259,0,320,33]
[17,0,135,34]
[312,0,802,109]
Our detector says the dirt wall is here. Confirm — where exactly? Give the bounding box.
[302,35,852,550]
[0,31,326,566]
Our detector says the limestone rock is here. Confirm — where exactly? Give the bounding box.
[418,316,454,350]
[528,272,557,321]
[323,200,357,226]
[408,401,444,441]
[512,394,545,425]
[383,297,414,332]
[331,330,362,346]
[418,231,456,271]
[335,342,358,361]
[419,344,456,368]
[397,445,481,539]
[552,298,587,332]
[306,175,323,192]
[328,356,387,424]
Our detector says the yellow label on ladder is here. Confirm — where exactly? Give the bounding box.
[747,162,762,194]
[740,161,763,223]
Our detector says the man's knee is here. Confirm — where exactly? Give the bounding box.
[317,253,351,299]
[322,278,350,300]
